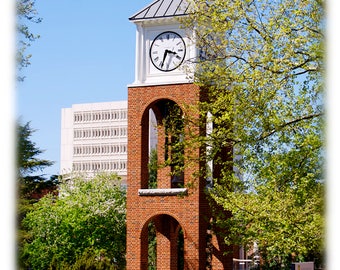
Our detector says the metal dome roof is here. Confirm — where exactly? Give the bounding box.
[129,0,190,21]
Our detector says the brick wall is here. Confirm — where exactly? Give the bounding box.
[126,83,232,269]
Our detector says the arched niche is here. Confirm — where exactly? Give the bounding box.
[140,214,185,270]
[140,99,185,190]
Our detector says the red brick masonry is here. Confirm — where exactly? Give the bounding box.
[126,83,232,270]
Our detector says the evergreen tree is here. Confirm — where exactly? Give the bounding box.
[17,121,56,199]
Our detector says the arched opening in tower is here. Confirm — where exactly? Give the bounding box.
[143,99,185,189]
[142,214,185,270]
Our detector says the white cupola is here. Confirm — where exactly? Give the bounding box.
[129,0,196,86]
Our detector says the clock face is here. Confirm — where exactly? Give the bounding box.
[149,31,186,72]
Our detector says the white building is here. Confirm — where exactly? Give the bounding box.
[60,101,128,184]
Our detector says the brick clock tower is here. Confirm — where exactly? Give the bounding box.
[126,1,233,269]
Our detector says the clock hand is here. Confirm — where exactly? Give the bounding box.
[161,50,178,69]
[161,50,169,68]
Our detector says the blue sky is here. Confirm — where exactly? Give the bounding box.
[16,1,151,177]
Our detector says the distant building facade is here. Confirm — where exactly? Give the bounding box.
[60,101,128,184]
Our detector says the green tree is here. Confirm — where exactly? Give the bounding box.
[21,173,126,270]
[17,121,55,196]
[180,0,324,268]
[148,221,157,270]
[16,0,42,80]
[16,121,57,268]
[148,148,158,189]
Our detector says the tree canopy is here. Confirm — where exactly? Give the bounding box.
[180,0,324,268]
[20,173,126,270]
[16,0,41,80]
[17,121,58,268]
[17,121,56,198]
[17,121,54,177]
